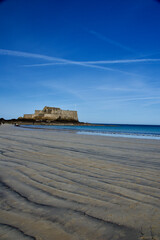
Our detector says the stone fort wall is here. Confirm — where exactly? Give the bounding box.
[22,106,78,122]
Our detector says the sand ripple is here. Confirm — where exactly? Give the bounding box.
[0,125,160,240]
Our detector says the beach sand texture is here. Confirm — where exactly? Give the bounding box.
[0,124,160,240]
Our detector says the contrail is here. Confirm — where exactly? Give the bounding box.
[22,58,160,67]
[23,62,68,67]
[0,49,114,69]
[111,96,160,102]
[0,49,148,76]
[90,30,135,53]
[0,48,140,76]
[81,58,160,64]
[23,62,141,76]
[0,49,65,62]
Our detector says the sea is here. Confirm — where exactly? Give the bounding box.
[22,124,160,140]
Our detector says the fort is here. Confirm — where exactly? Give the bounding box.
[20,106,78,122]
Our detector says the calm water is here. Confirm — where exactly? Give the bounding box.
[22,124,160,140]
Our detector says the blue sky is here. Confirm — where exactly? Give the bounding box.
[0,0,160,124]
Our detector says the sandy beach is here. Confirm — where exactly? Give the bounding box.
[0,124,160,240]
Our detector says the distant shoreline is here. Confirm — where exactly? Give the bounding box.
[1,118,160,127]
[0,118,106,127]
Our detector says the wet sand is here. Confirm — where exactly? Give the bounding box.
[0,124,160,240]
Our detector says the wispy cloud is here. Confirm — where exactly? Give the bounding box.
[0,48,115,71]
[1,48,159,78]
[0,49,62,62]
[79,95,160,106]
[111,96,160,102]
[81,58,160,64]
[41,80,160,105]
[40,82,86,101]
[22,58,160,67]
[89,30,135,53]
[23,62,68,67]
[96,83,160,94]
[0,48,140,76]
[96,86,141,92]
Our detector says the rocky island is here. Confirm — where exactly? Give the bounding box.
[0,106,80,125]
[20,106,78,122]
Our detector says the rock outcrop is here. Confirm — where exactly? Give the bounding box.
[20,106,78,122]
